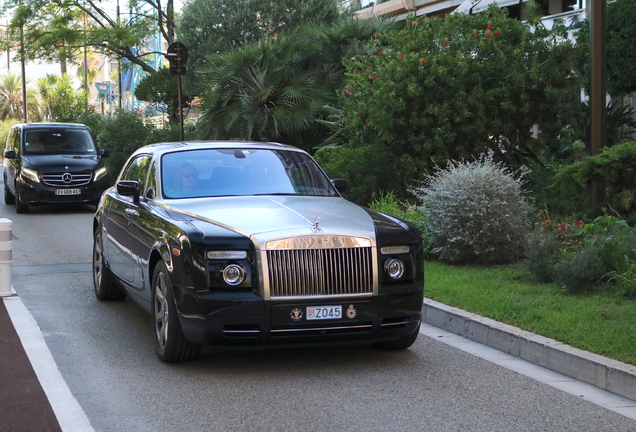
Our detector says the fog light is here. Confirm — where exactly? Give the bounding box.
[222,264,246,286]
[384,259,405,279]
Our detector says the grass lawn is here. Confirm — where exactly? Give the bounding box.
[425,260,636,366]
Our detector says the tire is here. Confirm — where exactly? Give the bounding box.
[152,261,202,362]
[15,190,28,213]
[4,181,15,205]
[93,230,126,301]
[372,323,421,351]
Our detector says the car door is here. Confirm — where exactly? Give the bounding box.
[105,155,152,284]
[128,161,160,294]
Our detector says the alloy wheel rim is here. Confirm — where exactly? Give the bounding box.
[93,236,103,288]
[154,272,169,350]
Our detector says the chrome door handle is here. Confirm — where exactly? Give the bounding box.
[125,208,139,217]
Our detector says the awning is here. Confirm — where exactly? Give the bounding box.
[454,0,519,15]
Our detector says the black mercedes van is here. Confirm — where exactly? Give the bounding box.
[3,123,110,213]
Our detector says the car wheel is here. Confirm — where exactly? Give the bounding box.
[93,230,126,301]
[15,190,28,213]
[152,261,202,362]
[372,323,420,350]
[4,180,15,205]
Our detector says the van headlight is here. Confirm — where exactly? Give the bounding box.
[94,167,107,181]
[21,168,40,183]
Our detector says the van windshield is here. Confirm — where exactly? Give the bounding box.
[23,128,97,155]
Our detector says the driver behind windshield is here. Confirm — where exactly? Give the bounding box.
[63,132,89,151]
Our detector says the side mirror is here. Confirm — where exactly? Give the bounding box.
[117,180,140,203]
[3,149,17,159]
[331,178,348,193]
[100,149,110,158]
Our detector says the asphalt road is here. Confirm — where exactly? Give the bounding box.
[2,181,636,431]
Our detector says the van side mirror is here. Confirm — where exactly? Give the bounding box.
[100,149,110,158]
[3,150,17,159]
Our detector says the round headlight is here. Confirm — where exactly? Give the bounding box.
[384,259,405,279]
[222,264,246,286]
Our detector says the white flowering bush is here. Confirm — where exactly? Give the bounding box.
[412,154,533,264]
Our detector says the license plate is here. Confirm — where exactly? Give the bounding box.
[55,189,80,196]
[307,305,342,320]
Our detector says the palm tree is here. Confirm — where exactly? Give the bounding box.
[196,17,399,152]
[36,73,88,122]
[0,73,27,121]
[36,74,58,121]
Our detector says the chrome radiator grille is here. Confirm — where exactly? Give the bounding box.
[41,172,92,187]
[267,246,373,298]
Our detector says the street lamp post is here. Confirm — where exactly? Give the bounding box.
[589,0,606,212]
[19,4,27,122]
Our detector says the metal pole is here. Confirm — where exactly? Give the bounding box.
[19,8,27,122]
[589,0,606,211]
[117,0,122,110]
[84,1,88,111]
[177,65,184,141]
[0,219,13,297]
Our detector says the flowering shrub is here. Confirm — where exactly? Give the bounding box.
[413,153,532,264]
[525,215,636,295]
[317,5,581,205]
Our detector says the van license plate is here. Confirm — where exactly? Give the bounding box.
[55,189,80,196]
[307,306,342,320]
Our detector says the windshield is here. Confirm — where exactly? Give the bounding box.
[161,148,339,199]
[23,128,97,155]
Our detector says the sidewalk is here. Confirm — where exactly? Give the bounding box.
[0,293,93,432]
[0,296,62,432]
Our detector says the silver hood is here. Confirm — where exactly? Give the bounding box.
[164,195,377,248]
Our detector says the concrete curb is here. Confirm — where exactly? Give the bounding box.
[422,298,636,402]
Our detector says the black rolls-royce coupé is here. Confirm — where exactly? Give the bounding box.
[93,141,424,362]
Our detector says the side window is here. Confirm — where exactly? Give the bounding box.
[8,128,20,152]
[120,155,152,188]
[13,129,20,152]
[145,162,157,199]
[5,128,12,150]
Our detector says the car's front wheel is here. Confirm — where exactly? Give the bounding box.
[93,230,126,301]
[152,261,202,362]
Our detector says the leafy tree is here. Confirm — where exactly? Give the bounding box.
[575,0,636,96]
[97,110,196,179]
[97,111,153,180]
[196,17,399,151]
[176,0,347,94]
[1,0,176,75]
[134,67,192,124]
[317,6,581,205]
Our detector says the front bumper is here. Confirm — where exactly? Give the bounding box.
[176,288,423,346]
[18,177,110,205]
